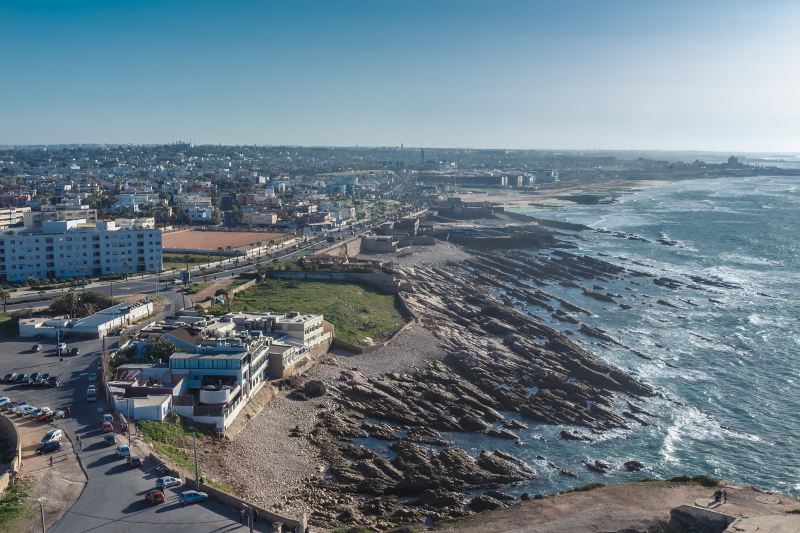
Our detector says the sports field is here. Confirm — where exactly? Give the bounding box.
[163,229,288,251]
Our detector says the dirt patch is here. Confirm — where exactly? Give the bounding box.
[163,229,287,251]
[15,417,86,532]
[434,481,800,533]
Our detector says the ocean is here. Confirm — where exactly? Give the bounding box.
[450,175,799,498]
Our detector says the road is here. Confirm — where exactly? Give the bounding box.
[0,337,273,532]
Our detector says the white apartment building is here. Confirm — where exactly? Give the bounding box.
[114,193,164,213]
[0,219,163,282]
[186,204,214,223]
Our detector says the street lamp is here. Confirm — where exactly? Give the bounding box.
[35,496,46,532]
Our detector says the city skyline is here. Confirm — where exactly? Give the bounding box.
[2,0,799,152]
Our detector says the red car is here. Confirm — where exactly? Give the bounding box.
[101,421,113,433]
[145,489,165,505]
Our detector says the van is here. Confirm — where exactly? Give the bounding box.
[41,428,62,444]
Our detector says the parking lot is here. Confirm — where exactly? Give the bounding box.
[0,335,276,532]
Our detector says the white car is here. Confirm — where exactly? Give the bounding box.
[18,405,37,416]
[116,444,130,458]
[41,428,63,444]
[57,343,67,353]
[0,397,10,408]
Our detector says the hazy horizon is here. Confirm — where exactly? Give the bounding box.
[2,0,799,151]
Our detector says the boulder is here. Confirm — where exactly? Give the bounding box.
[304,380,327,398]
[417,488,463,508]
[468,494,504,512]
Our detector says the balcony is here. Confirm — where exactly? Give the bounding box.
[199,384,240,405]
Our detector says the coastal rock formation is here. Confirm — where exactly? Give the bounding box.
[295,242,658,530]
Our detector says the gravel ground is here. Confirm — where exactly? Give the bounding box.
[202,392,332,516]
[359,240,470,268]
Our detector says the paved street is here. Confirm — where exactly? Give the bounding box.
[0,337,273,532]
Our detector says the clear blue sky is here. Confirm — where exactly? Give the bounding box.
[1,0,798,151]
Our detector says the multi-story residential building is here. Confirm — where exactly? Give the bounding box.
[113,193,164,213]
[23,205,98,227]
[0,207,31,229]
[186,204,214,223]
[0,218,163,282]
[241,211,278,226]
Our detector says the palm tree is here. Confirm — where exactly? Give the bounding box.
[0,289,10,312]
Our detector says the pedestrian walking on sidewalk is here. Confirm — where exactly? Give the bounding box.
[77,435,82,450]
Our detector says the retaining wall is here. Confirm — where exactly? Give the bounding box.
[0,414,22,494]
[268,270,398,294]
[316,236,362,257]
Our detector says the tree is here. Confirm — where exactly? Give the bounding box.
[0,288,10,312]
[50,290,112,318]
[122,260,130,281]
[144,339,176,363]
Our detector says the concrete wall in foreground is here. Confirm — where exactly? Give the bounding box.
[0,414,22,494]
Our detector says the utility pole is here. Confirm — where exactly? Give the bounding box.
[36,497,46,532]
[192,431,199,486]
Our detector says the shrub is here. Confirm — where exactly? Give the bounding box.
[669,475,720,487]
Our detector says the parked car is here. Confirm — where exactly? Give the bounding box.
[18,405,37,417]
[0,397,10,408]
[101,421,113,433]
[88,372,97,382]
[145,489,165,505]
[2,373,16,382]
[31,407,50,418]
[41,428,63,444]
[116,444,130,458]
[57,343,67,354]
[47,376,61,387]
[30,372,42,382]
[155,476,181,490]
[15,374,29,383]
[18,376,33,386]
[86,387,97,402]
[32,344,43,352]
[35,409,53,422]
[178,490,208,505]
[102,413,113,423]
[127,456,142,468]
[36,440,62,455]
[52,409,65,419]
[103,434,116,446]
[71,347,80,356]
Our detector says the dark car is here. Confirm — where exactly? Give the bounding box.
[30,372,42,382]
[47,376,61,387]
[127,456,142,468]
[15,374,29,383]
[70,347,80,356]
[18,376,32,386]
[36,440,62,455]
[2,373,16,382]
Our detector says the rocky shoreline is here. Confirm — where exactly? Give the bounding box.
[275,226,678,530]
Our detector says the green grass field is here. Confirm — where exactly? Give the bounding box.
[212,279,405,346]
[137,419,232,493]
[162,253,225,271]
